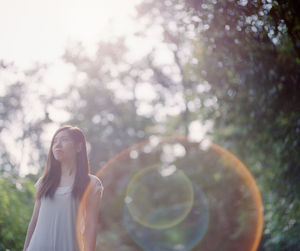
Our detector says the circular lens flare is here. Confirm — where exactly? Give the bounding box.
[76,136,264,251]
[125,164,194,229]
[124,183,209,251]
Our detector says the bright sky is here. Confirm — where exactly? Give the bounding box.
[0,0,142,67]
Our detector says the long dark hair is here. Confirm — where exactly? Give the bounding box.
[37,125,90,200]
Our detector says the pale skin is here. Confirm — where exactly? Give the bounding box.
[23,130,101,251]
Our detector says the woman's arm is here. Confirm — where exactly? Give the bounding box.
[84,177,103,251]
[23,198,41,251]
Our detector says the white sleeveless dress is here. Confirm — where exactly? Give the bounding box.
[27,175,103,251]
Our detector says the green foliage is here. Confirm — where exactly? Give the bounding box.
[0,176,35,250]
[186,0,300,249]
[136,0,300,249]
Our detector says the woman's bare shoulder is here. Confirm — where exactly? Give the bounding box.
[88,174,102,184]
[34,176,43,191]
[88,174,104,195]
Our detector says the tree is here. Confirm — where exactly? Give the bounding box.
[63,39,155,173]
[135,0,300,249]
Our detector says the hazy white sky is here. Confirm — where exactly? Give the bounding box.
[0,0,166,99]
[0,0,141,68]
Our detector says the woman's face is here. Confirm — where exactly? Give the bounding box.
[52,130,79,163]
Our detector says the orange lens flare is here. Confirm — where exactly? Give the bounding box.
[76,136,264,251]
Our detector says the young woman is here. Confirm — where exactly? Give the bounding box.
[23,125,103,251]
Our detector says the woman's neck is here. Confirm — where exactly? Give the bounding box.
[59,162,76,187]
[60,161,76,177]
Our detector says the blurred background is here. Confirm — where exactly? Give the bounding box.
[0,0,299,250]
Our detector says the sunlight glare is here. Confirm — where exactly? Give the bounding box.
[0,0,140,67]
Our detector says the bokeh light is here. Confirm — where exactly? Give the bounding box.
[78,136,263,251]
[124,183,209,251]
[125,164,194,229]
